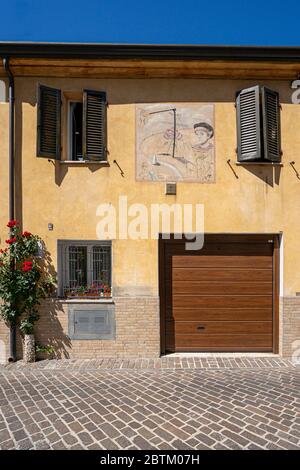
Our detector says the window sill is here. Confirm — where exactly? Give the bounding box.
[57,298,114,304]
[236,161,283,166]
[59,160,109,166]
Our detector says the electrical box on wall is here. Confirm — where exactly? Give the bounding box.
[165,182,176,195]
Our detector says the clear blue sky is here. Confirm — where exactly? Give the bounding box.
[1,0,300,46]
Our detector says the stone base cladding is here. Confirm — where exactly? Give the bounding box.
[1,295,300,361]
[282,296,300,357]
[0,296,160,361]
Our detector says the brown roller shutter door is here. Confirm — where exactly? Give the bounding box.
[160,235,278,353]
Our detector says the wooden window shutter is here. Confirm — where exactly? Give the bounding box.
[83,90,107,161]
[236,85,261,162]
[37,85,61,159]
[262,87,281,162]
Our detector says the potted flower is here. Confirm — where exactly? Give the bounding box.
[88,283,99,297]
[20,317,36,363]
[104,285,111,297]
[77,285,87,297]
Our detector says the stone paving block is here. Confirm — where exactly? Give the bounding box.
[16,438,33,450]
[77,431,93,445]
[34,439,50,450]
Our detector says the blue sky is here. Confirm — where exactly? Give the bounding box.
[1,0,300,46]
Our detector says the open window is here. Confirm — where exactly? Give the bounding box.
[236,85,281,163]
[68,101,83,161]
[36,85,107,162]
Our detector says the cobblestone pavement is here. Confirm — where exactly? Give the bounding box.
[0,356,295,371]
[0,359,300,450]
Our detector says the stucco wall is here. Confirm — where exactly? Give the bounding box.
[1,76,300,358]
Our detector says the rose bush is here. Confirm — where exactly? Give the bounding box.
[0,220,55,335]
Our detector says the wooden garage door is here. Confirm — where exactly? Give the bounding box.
[160,235,277,353]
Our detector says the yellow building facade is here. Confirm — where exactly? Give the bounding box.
[0,44,300,360]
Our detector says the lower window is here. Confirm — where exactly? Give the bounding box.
[58,240,112,298]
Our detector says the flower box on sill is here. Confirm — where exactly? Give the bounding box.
[64,285,112,299]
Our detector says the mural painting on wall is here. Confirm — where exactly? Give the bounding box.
[136,103,215,182]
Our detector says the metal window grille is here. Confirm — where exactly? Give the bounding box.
[68,246,87,288]
[92,246,111,286]
[58,241,112,298]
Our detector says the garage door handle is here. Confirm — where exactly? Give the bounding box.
[197,325,205,330]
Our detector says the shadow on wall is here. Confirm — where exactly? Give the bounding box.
[36,247,71,359]
[35,300,71,360]
[241,165,282,187]
[16,300,71,360]
[15,248,71,360]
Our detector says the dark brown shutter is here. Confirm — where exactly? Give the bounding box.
[236,85,261,162]
[37,85,61,159]
[262,87,281,162]
[83,90,107,161]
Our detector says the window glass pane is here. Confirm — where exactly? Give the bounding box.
[92,246,111,287]
[70,102,83,161]
[68,246,87,288]
[61,242,111,298]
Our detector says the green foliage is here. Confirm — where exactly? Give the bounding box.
[35,343,55,355]
[0,221,56,335]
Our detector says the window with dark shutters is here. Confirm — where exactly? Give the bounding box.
[236,85,261,162]
[83,90,107,161]
[262,87,281,162]
[236,85,281,163]
[37,85,61,159]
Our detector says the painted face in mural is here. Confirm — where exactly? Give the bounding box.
[193,122,214,148]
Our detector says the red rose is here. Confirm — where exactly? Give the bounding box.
[7,220,18,228]
[22,261,33,272]
[22,231,32,238]
[5,237,17,244]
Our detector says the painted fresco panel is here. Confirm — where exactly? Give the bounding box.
[136,103,215,182]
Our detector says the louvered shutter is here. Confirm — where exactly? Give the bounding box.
[37,85,61,159]
[83,90,107,161]
[262,87,281,162]
[236,85,261,162]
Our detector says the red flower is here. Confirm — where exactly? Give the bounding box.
[5,237,17,245]
[7,220,18,228]
[22,261,33,272]
[22,231,32,238]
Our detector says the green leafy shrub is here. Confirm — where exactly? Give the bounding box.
[35,343,55,355]
[0,220,56,335]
